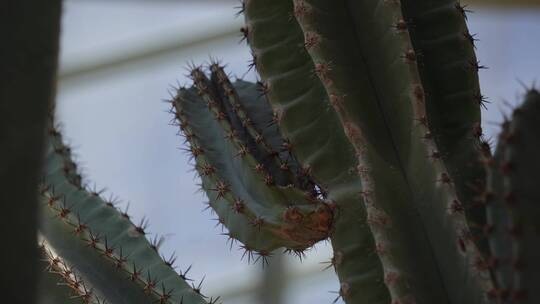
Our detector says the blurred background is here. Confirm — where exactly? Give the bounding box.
[56,1,540,303]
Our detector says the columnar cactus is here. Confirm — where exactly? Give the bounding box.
[3,1,538,304]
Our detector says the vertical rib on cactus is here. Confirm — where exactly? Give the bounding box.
[1,2,61,303]
[171,68,333,254]
[41,128,210,304]
[208,64,302,189]
[229,79,315,191]
[242,1,390,302]
[291,0,492,303]
[485,89,540,303]
[400,0,488,253]
[483,120,513,300]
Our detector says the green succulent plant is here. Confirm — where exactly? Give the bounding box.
[2,1,539,304]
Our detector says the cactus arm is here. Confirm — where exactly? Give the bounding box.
[400,0,488,250]
[486,90,540,302]
[172,70,332,254]
[41,131,209,304]
[0,2,61,304]
[291,0,493,303]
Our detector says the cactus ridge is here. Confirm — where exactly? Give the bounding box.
[400,0,489,253]
[171,67,333,255]
[39,241,105,304]
[485,89,540,303]
[40,127,210,304]
[207,64,313,190]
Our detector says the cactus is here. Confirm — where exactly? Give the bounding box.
[3,0,539,304]
[38,124,212,304]
[483,89,540,302]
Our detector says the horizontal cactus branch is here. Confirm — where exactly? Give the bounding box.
[39,125,211,304]
[170,66,333,256]
[485,89,540,303]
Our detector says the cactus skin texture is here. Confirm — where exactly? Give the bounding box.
[171,65,333,256]
[38,125,211,304]
[237,0,495,303]
[484,90,540,303]
[0,1,62,303]
[400,0,489,254]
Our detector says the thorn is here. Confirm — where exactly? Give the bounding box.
[179,265,193,281]
[210,181,230,200]
[249,217,264,230]
[304,31,320,50]
[467,59,488,72]
[463,31,479,48]
[393,18,408,32]
[438,173,452,185]
[401,48,417,62]
[240,26,249,43]
[455,1,473,20]
[240,245,255,263]
[232,198,245,213]
[135,217,149,235]
[235,144,250,158]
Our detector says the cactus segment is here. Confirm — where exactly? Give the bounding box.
[485,90,540,303]
[400,0,488,250]
[171,68,333,254]
[40,130,209,304]
[290,0,492,303]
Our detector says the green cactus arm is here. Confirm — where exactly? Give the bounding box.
[290,0,493,303]
[171,69,333,254]
[242,1,391,303]
[41,131,209,304]
[0,2,61,303]
[485,89,540,302]
[400,0,488,250]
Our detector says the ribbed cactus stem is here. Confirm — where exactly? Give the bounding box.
[485,89,540,303]
[171,68,333,255]
[41,127,210,304]
[290,0,492,302]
